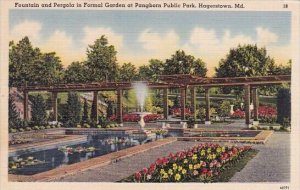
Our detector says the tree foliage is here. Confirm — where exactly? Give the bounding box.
[216,44,273,77]
[85,35,119,82]
[9,95,22,128]
[277,87,291,125]
[119,62,137,81]
[164,50,207,76]
[64,61,88,83]
[82,98,89,123]
[9,37,64,86]
[30,94,47,125]
[63,92,82,127]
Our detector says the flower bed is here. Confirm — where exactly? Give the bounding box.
[109,113,163,122]
[171,108,191,118]
[230,106,277,123]
[123,143,253,182]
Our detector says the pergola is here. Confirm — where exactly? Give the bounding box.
[21,75,290,126]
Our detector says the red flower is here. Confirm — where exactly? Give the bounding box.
[142,167,148,174]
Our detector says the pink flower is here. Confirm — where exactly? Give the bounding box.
[207,170,213,177]
[134,172,142,180]
[193,170,199,176]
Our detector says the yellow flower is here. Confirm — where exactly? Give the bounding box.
[216,147,222,153]
[207,148,211,154]
[183,159,188,164]
[182,169,187,174]
[178,166,183,171]
[160,169,165,175]
[207,154,213,160]
[189,164,193,170]
[163,172,169,179]
[212,154,216,159]
[174,173,181,181]
[192,154,197,160]
[173,163,178,170]
[168,169,173,175]
[222,146,226,152]
[200,150,206,156]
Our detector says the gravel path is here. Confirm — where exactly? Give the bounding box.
[230,132,290,182]
[53,132,290,182]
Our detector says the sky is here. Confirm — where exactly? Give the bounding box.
[10,10,291,76]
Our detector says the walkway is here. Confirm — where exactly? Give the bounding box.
[53,132,290,182]
[230,132,290,182]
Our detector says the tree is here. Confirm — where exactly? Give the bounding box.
[173,95,180,108]
[85,35,119,82]
[137,65,152,81]
[277,87,291,125]
[82,98,89,123]
[268,59,291,75]
[215,44,275,94]
[31,52,64,85]
[9,37,64,86]
[30,94,47,125]
[137,59,164,81]
[64,61,88,83]
[9,37,42,86]
[9,95,22,128]
[106,101,114,118]
[64,92,82,128]
[216,44,273,78]
[118,62,137,81]
[217,100,231,121]
[164,50,207,76]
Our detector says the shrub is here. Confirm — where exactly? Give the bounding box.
[40,126,45,130]
[18,128,25,132]
[83,123,91,128]
[46,125,51,129]
[10,128,17,133]
[33,126,40,130]
[97,124,102,128]
[277,87,291,125]
[76,124,82,128]
[25,127,31,131]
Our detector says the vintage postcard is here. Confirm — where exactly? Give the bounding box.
[1,0,300,190]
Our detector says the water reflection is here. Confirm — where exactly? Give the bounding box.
[9,134,160,175]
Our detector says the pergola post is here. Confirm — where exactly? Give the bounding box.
[244,84,251,126]
[117,89,123,123]
[23,90,29,124]
[163,88,168,120]
[52,92,58,122]
[92,91,98,122]
[180,88,186,120]
[190,87,196,119]
[252,87,259,124]
[205,88,211,125]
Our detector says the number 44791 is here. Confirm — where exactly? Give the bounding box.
[280,186,289,189]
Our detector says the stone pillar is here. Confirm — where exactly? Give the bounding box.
[117,89,123,123]
[252,87,259,123]
[163,88,168,120]
[244,84,251,125]
[190,87,196,119]
[52,92,58,122]
[180,88,186,120]
[23,90,29,123]
[92,91,98,122]
[205,88,211,125]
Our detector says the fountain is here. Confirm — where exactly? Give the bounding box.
[132,82,150,131]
